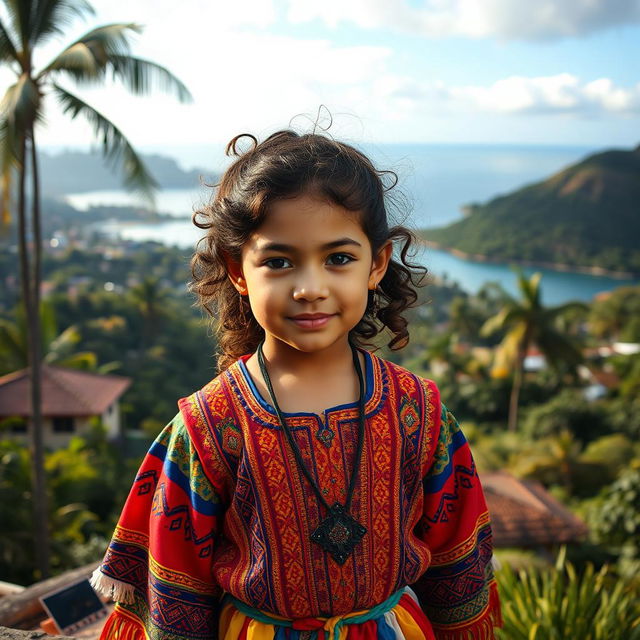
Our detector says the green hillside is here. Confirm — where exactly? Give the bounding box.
[425,145,640,276]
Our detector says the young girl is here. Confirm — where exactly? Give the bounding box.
[92,130,502,640]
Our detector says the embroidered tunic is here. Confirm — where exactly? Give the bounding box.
[93,351,501,640]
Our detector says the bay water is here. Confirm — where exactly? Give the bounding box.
[65,144,638,304]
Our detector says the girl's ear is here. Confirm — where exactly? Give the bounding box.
[224,254,248,295]
[368,241,393,289]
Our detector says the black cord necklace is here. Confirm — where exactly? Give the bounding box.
[257,341,367,565]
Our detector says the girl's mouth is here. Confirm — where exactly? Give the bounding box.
[289,313,335,329]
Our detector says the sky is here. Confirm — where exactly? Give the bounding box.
[3,0,640,158]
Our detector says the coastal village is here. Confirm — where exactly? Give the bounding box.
[2,1,640,639]
[1,210,638,636]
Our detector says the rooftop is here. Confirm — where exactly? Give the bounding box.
[0,366,131,417]
[482,471,588,547]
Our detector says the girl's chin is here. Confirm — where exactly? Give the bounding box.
[265,334,352,355]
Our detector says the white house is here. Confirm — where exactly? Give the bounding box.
[0,365,131,448]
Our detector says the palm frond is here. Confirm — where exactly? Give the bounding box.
[44,324,80,361]
[0,317,26,372]
[41,23,140,79]
[52,83,157,201]
[1,163,11,226]
[0,116,21,226]
[493,323,527,372]
[535,327,583,369]
[515,269,542,307]
[39,23,142,76]
[108,55,192,102]
[480,307,510,337]
[3,0,30,51]
[543,300,589,321]
[0,16,19,63]
[97,360,121,375]
[0,74,42,132]
[30,0,94,47]
[0,82,35,229]
[39,300,59,351]
[41,41,100,80]
[480,306,527,337]
[53,352,97,370]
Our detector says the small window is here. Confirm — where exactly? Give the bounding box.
[3,417,27,433]
[12,420,27,433]
[53,416,75,432]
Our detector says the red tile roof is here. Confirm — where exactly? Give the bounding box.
[481,471,588,547]
[0,366,131,417]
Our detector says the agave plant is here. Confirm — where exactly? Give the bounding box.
[496,547,640,639]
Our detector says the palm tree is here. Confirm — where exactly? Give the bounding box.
[481,270,586,432]
[0,300,99,375]
[0,0,191,577]
[128,276,169,351]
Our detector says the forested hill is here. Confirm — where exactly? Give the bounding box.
[39,150,215,195]
[425,144,640,276]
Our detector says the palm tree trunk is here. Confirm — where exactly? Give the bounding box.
[29,129,50,578]
[16,134,48,578]
[16,136,30,346]
[507,356,523,432]
[31,128,42,316]
[508,338,529,432]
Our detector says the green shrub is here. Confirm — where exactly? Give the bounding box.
[496,548,640,639]
[521,389,611,443]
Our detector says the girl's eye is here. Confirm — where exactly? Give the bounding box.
[264,257,292,269]
[327,253,354,266]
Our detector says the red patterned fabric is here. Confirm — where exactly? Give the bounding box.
[94,351,500,640]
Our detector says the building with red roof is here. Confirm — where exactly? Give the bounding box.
[0,366,131,448]
[481,471,588,548]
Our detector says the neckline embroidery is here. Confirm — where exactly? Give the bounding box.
[230,349,385,432]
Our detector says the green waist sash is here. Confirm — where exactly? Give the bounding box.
[223,589,405,640]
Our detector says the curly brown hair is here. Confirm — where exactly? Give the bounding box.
[191,130,427,372]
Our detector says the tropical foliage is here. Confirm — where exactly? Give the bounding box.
[0,300,98,374]
[496,548,640,640]
[480,269,586,430]
[1,188,639,640]
[0,0,191,576]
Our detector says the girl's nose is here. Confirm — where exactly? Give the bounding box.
[292,269,329,302]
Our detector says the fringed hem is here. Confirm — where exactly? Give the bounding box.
[432,581,502,640]
[91,568,136,604]
[99,608,147,640]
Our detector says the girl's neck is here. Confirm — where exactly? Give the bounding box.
[259,335,356,381]
[244,335,364,416]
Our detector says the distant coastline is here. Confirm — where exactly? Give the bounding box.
[424,240,638,280]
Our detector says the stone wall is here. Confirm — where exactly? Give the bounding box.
[0,627,75,640]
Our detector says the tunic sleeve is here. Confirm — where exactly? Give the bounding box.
[411,402,502,640]
[91,413,225,640]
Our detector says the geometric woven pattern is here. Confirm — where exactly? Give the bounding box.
[94,351,501,640]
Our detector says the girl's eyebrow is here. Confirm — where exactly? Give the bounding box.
[258,238,363,252]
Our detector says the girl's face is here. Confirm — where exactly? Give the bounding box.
[228,191,391,358]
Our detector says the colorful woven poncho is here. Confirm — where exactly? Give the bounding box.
[92,351,501,640]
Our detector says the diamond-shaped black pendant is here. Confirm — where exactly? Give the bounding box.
[310,503,367,565]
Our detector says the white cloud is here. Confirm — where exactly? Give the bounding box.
[459,74,640,114]
[286,0,640,41]
[33,23,392,147]
[10,0,636,151]
[366,73,640,116]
